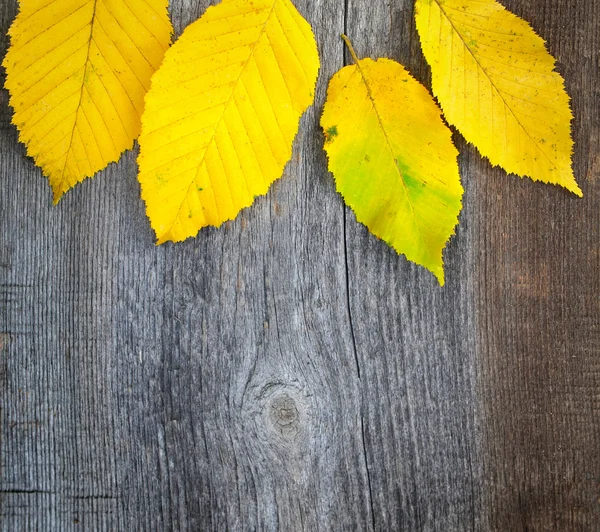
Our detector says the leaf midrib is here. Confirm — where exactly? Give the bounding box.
[162,0,282,239]
[55,0,98,202]
[351,59,431,259]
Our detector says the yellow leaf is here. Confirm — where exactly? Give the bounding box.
[415,0,582,196]
[137,0,320,244]
[3,0,172,202]
[321,37,463,285]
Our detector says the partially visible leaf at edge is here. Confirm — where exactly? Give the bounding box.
[415,0,582,196]
[3,0,173,202]
[321,39,463,285]
[137,0,320,244]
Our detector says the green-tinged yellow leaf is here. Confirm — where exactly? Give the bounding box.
[321,39,463,285]
[415,0,582,196]
[137,0,320,244]
[3,0,173,202]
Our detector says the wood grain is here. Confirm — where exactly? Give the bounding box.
[475,1,600,528]
[0,0,598,530]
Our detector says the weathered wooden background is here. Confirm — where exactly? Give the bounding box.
[1,0,599,530]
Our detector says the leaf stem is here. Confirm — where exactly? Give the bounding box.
[341,34,361,65]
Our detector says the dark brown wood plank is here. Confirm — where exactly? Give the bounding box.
[473,1,600,529]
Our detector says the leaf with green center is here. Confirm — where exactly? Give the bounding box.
[321,37,463,285]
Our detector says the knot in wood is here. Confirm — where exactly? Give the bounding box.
[269,393,300,436]
[243,382,312,449]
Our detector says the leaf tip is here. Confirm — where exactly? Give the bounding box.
[570,183,584,198]
[425,258,446,287]
[51,185,65,206]
[435,269,446,287]
[155,231,171,246]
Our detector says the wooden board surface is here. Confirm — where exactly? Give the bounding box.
[1,0,598,530]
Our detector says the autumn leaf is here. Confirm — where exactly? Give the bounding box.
[415,0,582,196]
[137,0,320,244]
[321,36,463,285]
[3,0,172,202]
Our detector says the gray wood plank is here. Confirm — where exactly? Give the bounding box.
[344,1,482,529]
[1,0,370,529]
[1,0,598,530]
